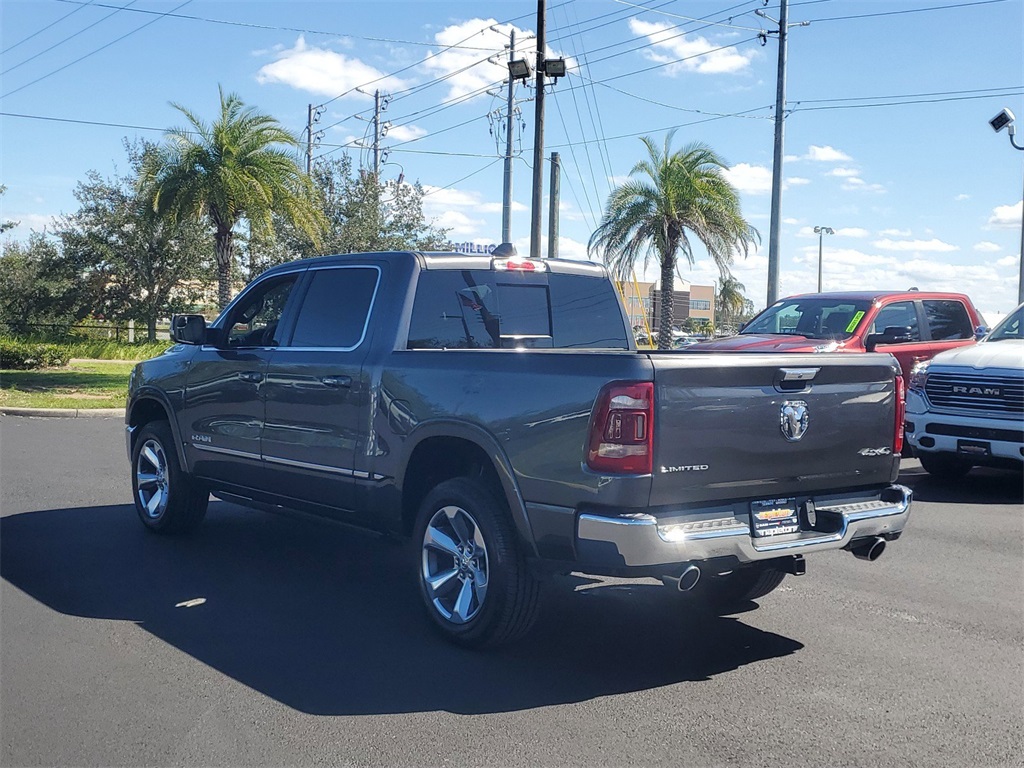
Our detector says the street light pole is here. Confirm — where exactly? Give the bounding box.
[989,107,1024,303]
[814,226,834,293]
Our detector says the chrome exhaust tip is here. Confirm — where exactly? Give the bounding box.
[662,564,702,592]
[851,536,886,562]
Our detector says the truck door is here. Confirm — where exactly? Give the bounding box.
[183,273,302,489]
[260,265,382,515]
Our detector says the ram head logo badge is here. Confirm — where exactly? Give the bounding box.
[780,400,809,442]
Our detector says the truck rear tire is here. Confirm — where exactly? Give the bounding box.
[918,451,973,479]
[414,477,541,647]
[131,421,208,534]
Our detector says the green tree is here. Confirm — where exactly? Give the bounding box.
[141,86,324,309]
[0,233,93,336]
[588,132,759,349]
[247,155,450,275]
[0,186,19,234]
[57,140,213,340]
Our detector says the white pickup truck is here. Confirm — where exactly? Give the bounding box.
[906,302,1024,477]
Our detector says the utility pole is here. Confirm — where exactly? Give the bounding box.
[306,104,314,175]
[501,29,516,245]
[373,89,381,179]
[548,151,560,259]
[529,0,546,260]
[758,1,807,306]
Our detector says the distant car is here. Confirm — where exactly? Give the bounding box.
[905,302,1024,478]
[688,290,987,389]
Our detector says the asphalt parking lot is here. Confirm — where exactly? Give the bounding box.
[1,415,1022,767]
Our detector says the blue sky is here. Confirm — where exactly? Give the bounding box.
[2,0,1023,318]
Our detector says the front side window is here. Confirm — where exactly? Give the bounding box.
[923,299,973,341]
[226,276,298,347]
[289,267,380,348]
[987,305,1023,341]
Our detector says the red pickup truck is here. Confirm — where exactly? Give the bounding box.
[692,290,986,388]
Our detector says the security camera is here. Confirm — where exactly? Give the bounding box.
[990,108,1015,133]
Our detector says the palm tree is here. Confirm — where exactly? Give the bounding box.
[141,86,324,309]
[588,131,758,349]
[716,273,748,330]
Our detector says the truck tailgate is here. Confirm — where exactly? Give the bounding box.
[648,352,900,507]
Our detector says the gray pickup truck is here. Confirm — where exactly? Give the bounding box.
[126,250,911,646]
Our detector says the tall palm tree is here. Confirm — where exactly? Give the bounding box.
[141,86,324,309]
[588,131,759,349]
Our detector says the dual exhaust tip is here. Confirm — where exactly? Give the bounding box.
[661,564,701,592]
[850,536,887,562]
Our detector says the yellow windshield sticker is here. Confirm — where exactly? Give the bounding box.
[846,311,865,333]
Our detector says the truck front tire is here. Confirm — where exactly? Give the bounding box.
[414,478,541,647]
[131,421,208,534]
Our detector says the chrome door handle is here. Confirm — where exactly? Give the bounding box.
[238,371,263,383]
[321,375,352,388]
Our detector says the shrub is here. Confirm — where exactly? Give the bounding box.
[0,338,71,370]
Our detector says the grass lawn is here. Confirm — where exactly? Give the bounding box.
[0,360,135,409]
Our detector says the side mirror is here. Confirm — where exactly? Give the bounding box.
[974,325,989,340]
[170,314,207,345]
[865,325,914,352]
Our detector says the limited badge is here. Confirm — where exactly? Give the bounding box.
[780,400,809,442]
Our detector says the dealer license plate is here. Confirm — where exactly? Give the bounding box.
[957,439,991,457]
[750,497,800,538]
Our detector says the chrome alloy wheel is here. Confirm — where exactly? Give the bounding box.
[421,505,490,625]
[135,438,170,520]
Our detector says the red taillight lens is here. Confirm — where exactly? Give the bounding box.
[894,374,906,454]
[586,381,654,474]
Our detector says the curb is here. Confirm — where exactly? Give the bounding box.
[0,407,123,419]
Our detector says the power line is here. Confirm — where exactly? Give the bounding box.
[2,0,194,99]
[2,0,140,75]
[422,157,504,197]
[792,85,1023,105]
[0,110,167,133]
[792,90,1024,113]
[804,0,1008,23]
[2,0,99,55]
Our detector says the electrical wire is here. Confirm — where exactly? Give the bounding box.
[2,0,194,99]
[2,0,99,55]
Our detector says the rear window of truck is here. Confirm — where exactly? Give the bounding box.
[407,270,630,350]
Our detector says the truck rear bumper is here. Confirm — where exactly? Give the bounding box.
[576,484,912,568]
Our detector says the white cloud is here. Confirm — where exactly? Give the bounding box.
[724,163,772,194]
[786,176,810,186]
[835,227,870,238]
[872,238,958,253]
[3,213,55,239]
[804,145,852,163]
[996,254,1019,267]
[828,167,860,178]
[628,19,755,75]
[421,20,572,100]
[783,217,800,225]
[973,241,1001,253]
[257,36,412,97]
[430,209,486,237]
[386,124,427,143]
[988,200,1023,229]
[879,228,911,237]
[842,177,886,193]
[954,193,970,201]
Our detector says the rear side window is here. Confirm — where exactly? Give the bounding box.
[289,267,379,349]
[923,299,973,340]
[871,301,921,341]
[407,270,629,349]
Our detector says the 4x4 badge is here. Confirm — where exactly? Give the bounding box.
[780,400,809,441]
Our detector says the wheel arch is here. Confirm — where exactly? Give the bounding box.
[127,391,188,471]
[399,422,537,556]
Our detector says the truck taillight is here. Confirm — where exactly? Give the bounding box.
[586,381,654,474]
[894,374,906,454]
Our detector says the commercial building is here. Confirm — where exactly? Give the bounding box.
[617,280,716,332]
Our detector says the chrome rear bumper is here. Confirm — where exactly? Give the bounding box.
[576,484,912,568]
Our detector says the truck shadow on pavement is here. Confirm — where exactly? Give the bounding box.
[1,502,803,716]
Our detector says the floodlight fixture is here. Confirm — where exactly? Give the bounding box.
[508,58,532,80]
[990,108,1015,134]
[544,58,567,79]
